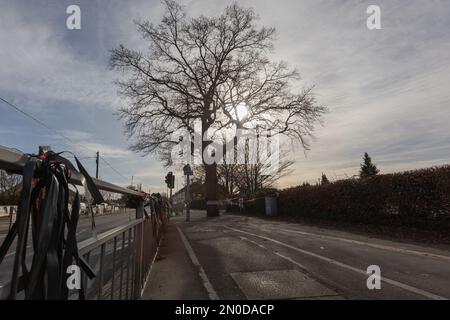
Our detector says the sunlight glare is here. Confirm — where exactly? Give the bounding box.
[236,102,248,121]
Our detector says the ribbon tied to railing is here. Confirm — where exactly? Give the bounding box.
[0,151,102,300]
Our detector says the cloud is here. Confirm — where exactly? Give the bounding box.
[76,142,132,159]
[0,0,449,192]
[0,5,120,112]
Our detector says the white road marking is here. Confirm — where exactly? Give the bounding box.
[176,226,219,300]
[3,229,100,259]
[239,236,262,248]
[239,235,310,273]
[265,226,450,261]
[226,226,448,300]
[2,215,129,259]
[273,251,309,270]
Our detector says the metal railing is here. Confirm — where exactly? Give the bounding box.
[0,145,167,300]
[0,145,146,197]
[73,212,165,300]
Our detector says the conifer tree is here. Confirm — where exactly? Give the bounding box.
[321,173,330,185]
[359,152,380,178]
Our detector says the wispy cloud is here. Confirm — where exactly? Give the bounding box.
[0,0,449,192]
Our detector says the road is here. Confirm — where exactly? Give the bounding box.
[0,209,136,286]
[171,210,450,300]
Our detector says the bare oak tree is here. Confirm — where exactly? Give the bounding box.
[110,0,326,216]
[0,170,22,205]
[234,146,294,196]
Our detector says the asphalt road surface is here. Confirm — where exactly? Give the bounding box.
[173,210,450,300]
[0,209,136,286]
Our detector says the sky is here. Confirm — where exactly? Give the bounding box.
[0,0,449,193]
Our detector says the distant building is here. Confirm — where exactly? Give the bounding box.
[171,181,205,206]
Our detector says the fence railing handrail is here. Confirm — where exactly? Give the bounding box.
[0,145,145,197]
[0,216,149,300]
[78,219,144,255]
[0,144,167,300]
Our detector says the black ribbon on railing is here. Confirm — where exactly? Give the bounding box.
[52,153,104,232]
[0,151,99,300]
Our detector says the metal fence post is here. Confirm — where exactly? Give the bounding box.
[134,201,145,298]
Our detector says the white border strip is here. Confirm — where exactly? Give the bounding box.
[177,226,219,300]
[226,226,448,300]
[265,227,450,261]
[140,235,164,299]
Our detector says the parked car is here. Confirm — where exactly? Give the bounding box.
[80,202,87,215]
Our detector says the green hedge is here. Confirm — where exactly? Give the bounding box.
[225,203,240,212]
[278,166,450,232]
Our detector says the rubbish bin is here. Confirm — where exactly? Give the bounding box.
[265,196,278,216]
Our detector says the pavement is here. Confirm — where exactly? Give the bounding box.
[142,210,450,300]
[141,221,210,300]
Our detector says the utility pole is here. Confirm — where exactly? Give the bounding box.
[131,176,134,187]
[95,151,99,179]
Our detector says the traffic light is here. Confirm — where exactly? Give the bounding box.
[170,174,175,189]
[165,172,170,187]
[165,172,175,189]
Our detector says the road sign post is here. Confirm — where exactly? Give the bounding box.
[183,164,193,222]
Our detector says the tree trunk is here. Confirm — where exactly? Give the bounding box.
[204,162,219,216]
[202,120,219,217]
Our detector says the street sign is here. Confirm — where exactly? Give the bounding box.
[183,164,193,176]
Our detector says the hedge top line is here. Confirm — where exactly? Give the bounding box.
[281,164,450,192]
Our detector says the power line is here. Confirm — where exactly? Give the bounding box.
[0,95,131,182]
[100,157,129,181]
[0,97,93,160]
[0,97,83,150]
